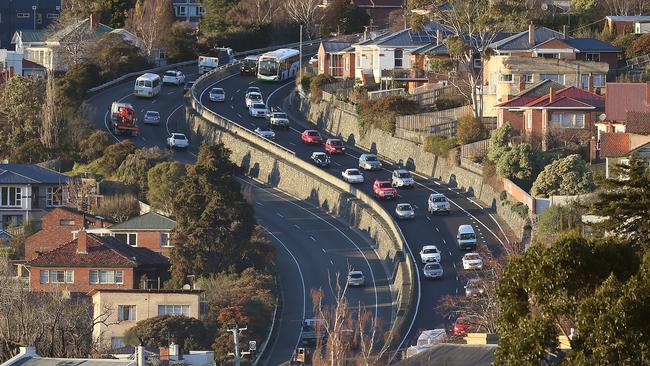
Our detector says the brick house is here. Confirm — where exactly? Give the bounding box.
[27,231,170,293]
[316,41,354,79]
[25,207,111,260]
[91,289,202,349]
[599,132,650,179]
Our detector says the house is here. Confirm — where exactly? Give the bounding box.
[494,79,565,131]
[0,164,71,233]
[27,231,170,293]
[109,28,166,66]
[91,288,202,349]
[84,211,176,257]
[24,207,111,260]
[352,0,403,29]
[317,41,354,79]
[599,132,650,179]
[172,1,205,28]
[1,347,136,366]
[0,49,46,79]
[595,83,650,139]
[482,25,621,118]
[12,15,113,71]
[606,15,650,35]
[0,1,61,49]
[495,85,604,152]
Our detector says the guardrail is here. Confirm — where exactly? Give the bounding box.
[189,53,416,364]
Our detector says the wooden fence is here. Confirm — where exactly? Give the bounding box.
[320,79,356,101]
[460,138,490,159]
[396,105,472,133]
[368,88,406,100]
[409,85,457,105]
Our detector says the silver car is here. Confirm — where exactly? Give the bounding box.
[359,154,382,171]
[395,203,415,219]
[347,270,365,287]
[254,126,275,139]
[423,262,443,279]
[428,193,450,214]
[209,87,225,102]
[143,110,160,125]
[465,279,485,296]
[249,103,268,118]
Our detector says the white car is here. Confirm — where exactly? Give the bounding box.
[209,87,225,102]
[419,245,441,264]
[395,203,415,219]
[392,169,415,188]
[423,262,443,279]
[245,92,263,108]
[162,70,185,85]
[347,270,365,287]
[254,126,275,139]
[358,154,382,171]
[267,111,290,129]
[428,193,450,214]
[462,253,484,270]
[249,103,268,118]
[167,133,189,149]
[341,168,364,184]
[246,86,261,95]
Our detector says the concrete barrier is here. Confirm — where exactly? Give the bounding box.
[187,65,416,362]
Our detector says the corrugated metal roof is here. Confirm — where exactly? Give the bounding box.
[396,344,496,366]
[47,18,113,42]
[607,16,650,22]
[600,133,631,157]
[605,83,650,122]
[322,41,352,53]
[356,23,451,47]
[565,38,621,53]
[490,27,563,51]
[0,164,70,185]
[12,30,46,43]
[411,42,448,55]
[109,211,176,231]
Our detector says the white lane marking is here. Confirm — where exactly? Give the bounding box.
[333,162,342,166]
[294,224,301,230]
[266,81,295,106]
[449,251,453,256]
[330,259,334,266]
[456,288,459,294]
[453,263,456,269]
[262,227,306,353]
[236,89,241,93]
[435,227,439,232]
[141,137,147,141]
[166,104,183,136]
[426,216,431,221]
[230,105,234,109]
[289,142,296,145]
[413,204,418,209]
[167,91,175,95]
[152,99,157,104]
[198,73,239,102]
[237,113,243,118]
[256,202,264,206]
[310,236,316,241]
[189,152,197,157]
[277,213,284,218]
[321,248,326,253]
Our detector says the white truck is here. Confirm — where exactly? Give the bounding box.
[198,47,235,74]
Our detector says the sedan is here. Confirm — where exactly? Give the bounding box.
[462,252,484,270]
[423,262,443,279]
[245,92,263,108]
[254,126,276,139]
[325,139,345,154]
[209,87,226,102]
[341,168,364,184]
[465,279,485,297]
[311,152,331,167]
[246,86,261,95]
[347,270,365,287]
[162,70,185,85]
[395,203,415,220]
[419,245,441,264]
[143,110,160,125]
[249,103,268,118]
[301,130,323,145]
[453,316,482,336]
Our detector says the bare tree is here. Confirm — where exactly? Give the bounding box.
[284,0,322,39]
[235,0,283,23]
[602,0,650,15]
[126,0,174,60]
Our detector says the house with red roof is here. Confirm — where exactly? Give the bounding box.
[495,85,605,152]
[27,231,169,293]
[599,132,650,179]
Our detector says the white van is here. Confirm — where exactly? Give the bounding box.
[134,73,161,98]
[457,225,477,250]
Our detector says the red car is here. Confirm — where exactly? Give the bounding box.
[325,138,345,154]
[453,316,482,335]
[301,130,323,145]
[373,180,397,200]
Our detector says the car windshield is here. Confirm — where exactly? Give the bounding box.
[252,103,265,109]
[329,140,342,146]
[347,170,360,175]
[248,87,260,93]
[164,71,176,77]
[350,273,363,278]
[249,94,261,100]
[431,196,447,202]
[274,113,287,119]
[398,172,411,178]
[379,182,391,188]
[174,134,186,140]
[465,254,480,260]
[460,233,476,240]
[146,112,158,117]
[259,127,271,132]
[397,204,412,211]
[364,155,378,161]
[423,248,438,254]
[307,131,320,136]
[425,263,441,270]
[211,89,224,94]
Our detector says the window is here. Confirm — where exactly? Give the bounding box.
[161,233,172,247]
[117,305,136,321]
[355,53,360,68]
[473,58,482,68]
[499,74,513,83]
[158,305,190,316]
[16,13,30,18]
[39,270,74,284]
[319,56,324,72]
[539,74,565,84]
[175,6,186,16]
[46,13,59,19]
[585,53,600,62]
[194,6,205,16]
[59,220,75,226]
[394,49,403,68]
[522,73,533,83]
[526,112,532,130]
[46,186,63,207]
[114,233,137,246]
[111,337,125,349]
[550,112,585,128]
[1,187,22,207]
[580,73,606,88]
[89,270,124,284]
[540,53,560,59]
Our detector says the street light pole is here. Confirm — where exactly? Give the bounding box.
[227,325,247,366]
[299,24,303,82]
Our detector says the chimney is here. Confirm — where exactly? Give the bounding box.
[588,73,594,93]
[77,230,88,254]
[549,87,556,103]
[563,25,570,40]
[136,346,146,366]
[528,23,535,46]
[436,28,443,46]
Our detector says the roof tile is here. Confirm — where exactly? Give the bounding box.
[624,111,650,134]
[600,133,631,157]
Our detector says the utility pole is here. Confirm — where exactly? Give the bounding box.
[227,325,249,366]
[299,24,303,82]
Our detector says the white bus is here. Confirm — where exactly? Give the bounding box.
[134,73,161,98]
[257,48,300,82]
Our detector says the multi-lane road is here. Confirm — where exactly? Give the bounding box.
[85,67,394,363]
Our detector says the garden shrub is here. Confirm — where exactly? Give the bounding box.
[357,96,419,134]
[423,135,457,157]
[511,202,529,219]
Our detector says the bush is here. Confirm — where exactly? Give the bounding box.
[94,140,137,178]
[124,315,214,354]
[618,33,645,58]
[90,33,150,80]
[357,96,419,134]
[309,74,337,101]
[531,154,595,198]
[147,161,186,214]
[9,139,48,163]
[92,193,139,223]
[537,205,581,237]
[433,94,466,111]
[299,72,314,92]
[455,115,485,145]
[424,135,457,157]
[79,131,112,163]
[57,63,103,107]
[487,122,514,162]
[165,21,198,63]
[115,147,171,193]
[511,202,529,219]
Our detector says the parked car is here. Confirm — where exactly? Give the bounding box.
[341,168,364,184]
[167,133,189,149]
[464,279,485,297]
[457,225,477,250]
[423,262,443,279]
[183,81,195,93]
[428,193,450,214]
[246,86,261,95]
[266,109,290,129]
[311,152,331,167]
[143,110,160,125]
[301,130,323,145]
[462,252,484,270]
[347,270,365,287]
[359,154,382,171]
[419,245,441,263]
[325,139,345,154]
[249,103,268,118]
[395,203,415,219]
[453,316,483,336]
[245,92,263,108]
[209,87,226,102]
[162,70,185,85]
[254,126,276,139]
[391,169,415,188]
[373,180,397,200]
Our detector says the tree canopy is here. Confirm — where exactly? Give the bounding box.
[123,315,214,354]
[147,161,187,214]
[531,154,595,198]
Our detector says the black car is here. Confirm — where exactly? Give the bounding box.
[310,152,331,167]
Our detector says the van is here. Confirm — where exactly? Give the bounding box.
[456,225,477,250]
